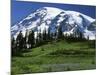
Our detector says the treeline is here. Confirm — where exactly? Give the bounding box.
[11,27,94,56]
[11,29,51,56]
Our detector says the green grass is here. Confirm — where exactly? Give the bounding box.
[11,40,96,74]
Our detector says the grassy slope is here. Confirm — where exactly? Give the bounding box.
[11,40,96,74]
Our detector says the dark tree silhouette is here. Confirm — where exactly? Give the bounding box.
[16,31,24,50]
[11,37,16,56]
[24,29,28,49]
[47,28,50,41]
[43,29,47,41]
[28,30,35,48]
[57,25,63,39]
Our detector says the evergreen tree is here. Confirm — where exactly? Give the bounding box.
[38,32,42,42]
[31,30,35,47]
[11,37,16,56]
[47,28,50,41]
[79,32,83,39]
[16,31,24,50]
[28,30,35,48]
[57,25,63,39]
[11,37,15,50]
[43,29,47,41]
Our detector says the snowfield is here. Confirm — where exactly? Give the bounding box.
[11,7,96,40]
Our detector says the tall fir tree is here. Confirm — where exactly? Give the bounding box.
[16,31,24,50]
[79,32,83,40]
[57,25,63,39]
[43,29,47,41]
[38,32,42,42]
[47,28,50,41]
[11,37,16,56]
[28,30,35,48]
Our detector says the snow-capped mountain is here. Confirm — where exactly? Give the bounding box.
[11,7,96,40]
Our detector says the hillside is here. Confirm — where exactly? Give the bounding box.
[11,40,96,74]
[11,7,96,40]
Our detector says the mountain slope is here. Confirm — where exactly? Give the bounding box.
[11,7,96,40]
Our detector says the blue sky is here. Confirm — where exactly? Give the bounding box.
[11,1,96,25]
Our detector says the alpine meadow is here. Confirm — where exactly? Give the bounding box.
[11,1,96,75]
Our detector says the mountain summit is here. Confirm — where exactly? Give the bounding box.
[11,7,96,40]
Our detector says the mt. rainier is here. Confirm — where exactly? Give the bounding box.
[11,7,96,40]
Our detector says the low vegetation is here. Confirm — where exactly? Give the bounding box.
[11,40,96,74]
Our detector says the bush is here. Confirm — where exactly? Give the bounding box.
[41,48,45,51]
[66,67,71,71]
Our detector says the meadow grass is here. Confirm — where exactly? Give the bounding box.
[11,40,96,74]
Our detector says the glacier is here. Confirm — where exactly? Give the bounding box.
[11,7,96,40]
